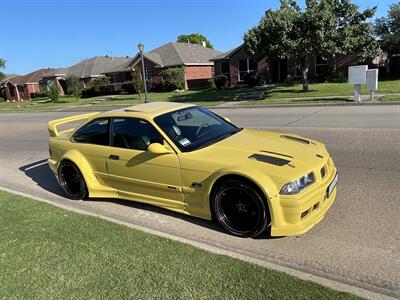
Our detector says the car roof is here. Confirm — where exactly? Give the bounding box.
[101,101,197,118]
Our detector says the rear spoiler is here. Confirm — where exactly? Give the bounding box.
[48,112,99,137]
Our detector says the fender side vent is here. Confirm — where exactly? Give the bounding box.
[280,135,310,144]
[249,154,290,166]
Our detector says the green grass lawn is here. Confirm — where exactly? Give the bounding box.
[0,190,359,299]
[1,79,399,111]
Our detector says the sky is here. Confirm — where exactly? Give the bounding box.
[0,0,395,75]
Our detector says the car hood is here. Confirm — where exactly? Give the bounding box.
[191,128,329,182]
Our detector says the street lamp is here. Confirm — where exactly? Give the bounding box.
[137,42,148,103]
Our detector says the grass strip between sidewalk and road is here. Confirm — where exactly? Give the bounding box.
[0,190,360,299]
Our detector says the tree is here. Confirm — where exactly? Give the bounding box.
[131,69,143,99]
[66,74,81,99]
[177,33,213,48]
[49,83,59,103]
[244,0,379,91]
[0,58,6,82]
[374,3,400,55]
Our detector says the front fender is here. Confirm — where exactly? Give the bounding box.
[206,166,281,225]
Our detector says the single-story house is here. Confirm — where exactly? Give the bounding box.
[104,42,222,89]
[211,44,363,86]
[42,56,131,95]
[0,69,50,101]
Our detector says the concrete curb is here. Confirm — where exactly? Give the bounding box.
[0,186,396,300]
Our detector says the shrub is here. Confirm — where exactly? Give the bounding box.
[131,70,144,98]
[214,75,228,90]
[49,84,59,102]
[66,74,81,98]
[328,71,347,83]
[89,76,110,91]
[243,71,259,86]
[36,88,49,98]
[162,67,185,91]
[81,87,98,98]
[207,78,216,90]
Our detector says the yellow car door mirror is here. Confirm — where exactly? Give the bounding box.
[147,143,173,155]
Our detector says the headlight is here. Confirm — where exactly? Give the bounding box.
[280,172,315,195]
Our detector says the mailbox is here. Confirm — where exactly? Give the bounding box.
[366,69,379,91]
[348,65,368,85]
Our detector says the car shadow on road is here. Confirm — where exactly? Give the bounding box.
[19,159,64,196]
[19,159,276,240]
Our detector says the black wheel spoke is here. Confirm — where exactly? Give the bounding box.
[215,183,266,236]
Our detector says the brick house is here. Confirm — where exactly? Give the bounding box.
[0,69,50,101]
[41,56,131,95]
[211,44,361,86]
[104,42,222,89]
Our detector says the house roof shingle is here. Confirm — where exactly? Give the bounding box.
[43,56,132,78]
[6,69,51,85]
[210,44,244,61]
[110,42,222,73]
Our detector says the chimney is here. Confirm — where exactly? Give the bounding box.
[200,41,207,47]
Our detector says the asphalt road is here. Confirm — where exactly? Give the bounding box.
[0,105,399,298]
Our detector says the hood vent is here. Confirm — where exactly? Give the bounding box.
[249,154,290,166]
[280,135,310,144]
[260,150,293,159]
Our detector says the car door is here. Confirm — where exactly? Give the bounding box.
[106,117,184,211]
[71,117,110,184]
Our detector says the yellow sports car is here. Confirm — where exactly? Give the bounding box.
[48,102,338,237]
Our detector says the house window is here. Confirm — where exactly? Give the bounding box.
[238,58,257,81]
[144,67,154,80]
[110,73,120,83]
[221,61,230,75]
[17,85,25,93]
[315,55,328,76]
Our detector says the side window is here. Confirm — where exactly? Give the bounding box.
[72,118,109,146]
[112,118,163,151]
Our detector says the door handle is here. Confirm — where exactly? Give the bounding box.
[109,154,120,160]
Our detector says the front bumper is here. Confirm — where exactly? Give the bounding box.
[271,160,338,236]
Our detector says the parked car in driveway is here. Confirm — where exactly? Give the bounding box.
[48,102,338,237]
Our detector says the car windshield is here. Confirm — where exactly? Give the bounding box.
[154,106,241,152]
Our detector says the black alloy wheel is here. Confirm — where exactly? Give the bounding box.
[58,160,87,200]
[212,179,270,238]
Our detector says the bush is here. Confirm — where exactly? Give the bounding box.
[162,67,185,91]
[207,78,216,90]
[243,71,259,86]
[89,76,110,91]
[66,74,81,98]
[328,71,347,83]
[214,75,228,90]
[49,84,59,102]
[81,87,98,98]
[36,88,49,98]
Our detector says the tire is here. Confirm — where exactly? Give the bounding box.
[58,160,88,200]
[211,179,270,238]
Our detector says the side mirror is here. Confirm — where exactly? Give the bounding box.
[224,117,232,123]
[147,143,172,155]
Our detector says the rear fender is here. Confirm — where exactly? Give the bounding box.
[60,149,117,198]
